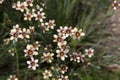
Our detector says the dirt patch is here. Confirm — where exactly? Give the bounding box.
[103,9,120,53]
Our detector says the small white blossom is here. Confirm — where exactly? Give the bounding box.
[36,5,43,11]
[39,23,49,33]
[3,38,10,44]
[112,0,120,10]
[35,11,45,22]
[24,11,33,21]
[71,28,85,40]
[19,2,28,12]
[41,52,54,63]
[57,41,69,50]
[26,0,33,7]
[24,44,38,57]
[27,58,39,70]
[43,70,52,79]
[45,20,56,29]
[59,75,69,80]
[0,0,4,4]
[8,48,15,56]
[76,53,85,63]
[33,41,40,50]
[59,65,68,74]
[57,26,66,36]
[56,49,68,61]
[53,35,66,43]
[27,26,35,33]
[70,52,78,62]
[19,28,30,39]
[64,26,72,37]
[8,75,18,80]
[10,24,22,41]
[85,48,94,58]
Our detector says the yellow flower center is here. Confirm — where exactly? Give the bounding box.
[37,14,42,19]
[48,22,53,27]
[113,3,119,7]
[60,52,65,56]
[26,14,31,19]
[57,37,62,42]
[66,29,71,34]
[13,33,18,37]
[31,62,35,66]
[28,50,33,55]
[61,66,66,71]
[88,50,92,54]
[75,32,80,37]
[27,1,31,5]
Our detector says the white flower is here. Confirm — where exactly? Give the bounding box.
[36,5,43,11]
[56,49,68,61]
[3,38,10,44]
[112,0,120,10]
[85,48,94,58]
[57,41,69,50]
[35,11,45,22]
[8,75,18,80]
[57,26,66,36]
[59,65,68,74]
[43,70,52,79]
[10,26,22,41]
[64,26,72,37]
[8,48,15,56]
[10,29,20,41]
[19,2,28,12]
[12,1,21,10]
[71,28,85,40]
[24,11,33,21]
[24,44,38,57]
[53,35,66,43]
[45,20,56,29]
[76,53,85,63]
[26,0,33,7]
[33,41,40,50]
[39,23,49,33]
[70,52,85,63]
[27,58,39,70]
[70,52,78,62]
[0,0,4,4]
[59,75,69,80]
[27,26,35,33]
[19,28,30,39]
[41,52,54,63]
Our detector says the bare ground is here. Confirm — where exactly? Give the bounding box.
[102,9,120,70]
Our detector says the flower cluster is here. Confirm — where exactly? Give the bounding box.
[112,0,120,10]
[25,42,40,70]
[6,0,95,79]
[10,24,33,42]
[54,26,85,61]
[53,26,94,79]
[12,1,56,33]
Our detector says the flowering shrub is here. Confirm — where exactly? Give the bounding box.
[0,0,114,80]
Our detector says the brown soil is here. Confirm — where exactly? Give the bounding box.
[103,9,120,54]
[102,9,120,71]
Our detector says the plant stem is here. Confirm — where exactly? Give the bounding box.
[14,43,19,75]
